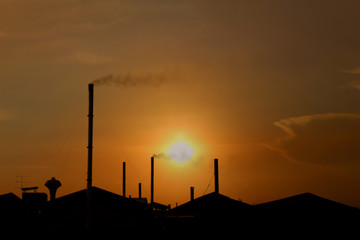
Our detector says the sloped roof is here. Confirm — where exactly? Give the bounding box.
[43,186,149,230]
[254,192,360,230]
[169,192,251,217]
[255,192,358,213]
[0,192,21,203]
[47,186,147,218]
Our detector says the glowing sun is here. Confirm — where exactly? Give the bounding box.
[168,141,194,163]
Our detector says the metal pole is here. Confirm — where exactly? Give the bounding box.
[190,186,194,201]
[214,158,219,194]
[87,84,94,190]
[151,156,154,204]
[87,83,94,229]
[123,162,126,197]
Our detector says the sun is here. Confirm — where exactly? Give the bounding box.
[167,141,194,163]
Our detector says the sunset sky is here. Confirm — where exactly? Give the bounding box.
[1,0,360,208]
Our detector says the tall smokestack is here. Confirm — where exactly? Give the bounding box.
[138,183,142,199]
[122,162,126,197]
[214,158,219,194]
[87,84,94,190]
[190,186,194,201]
[151,156,154,204]
[87,83,94,229]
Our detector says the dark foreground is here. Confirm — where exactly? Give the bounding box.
[1,188,359,237]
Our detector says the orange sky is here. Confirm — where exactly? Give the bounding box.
[1,0,360,208]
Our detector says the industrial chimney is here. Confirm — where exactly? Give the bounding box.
[87,83,94,190]
[214,158,219,194]
[190,186,194,201]
[122,162,126,197]
[151,156,154,204]
[45,177,61,201]
[87,83,94,229]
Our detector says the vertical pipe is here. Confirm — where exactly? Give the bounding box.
[87,84,94,190]
[87,83,94,229]
[122,162,126,197]
[138,183,142,199]
[151,156,154,204]
[190,186,194,201]
[214,158,219,194]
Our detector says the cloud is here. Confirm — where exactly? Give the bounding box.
[267,113,360,165]
[342,67,360,91]
[343,67,360,74]
[347,81,360,91]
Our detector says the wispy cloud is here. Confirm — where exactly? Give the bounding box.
[266,113,360,165]
[342,67,360,91]
[343,66,360,74]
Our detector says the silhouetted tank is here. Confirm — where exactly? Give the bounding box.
[45,177,61,201]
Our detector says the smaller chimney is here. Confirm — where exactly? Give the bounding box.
[138,183,142,199]
[151,156,154,204]
[190,186,194,201]
[45,177,61,201]
[123,162,126,197]
[214,158,219,194]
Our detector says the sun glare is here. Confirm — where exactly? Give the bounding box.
[167,141,194,163]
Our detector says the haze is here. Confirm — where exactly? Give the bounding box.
[1,0,360,208]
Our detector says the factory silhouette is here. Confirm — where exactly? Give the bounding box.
[1,84,359,235]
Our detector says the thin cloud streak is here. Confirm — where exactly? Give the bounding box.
[267,113,360,165]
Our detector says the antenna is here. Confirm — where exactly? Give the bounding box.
[15,175,31,189]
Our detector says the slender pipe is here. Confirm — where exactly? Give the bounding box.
[151,156,154,204]
[214,158,219,194]
[87,83,94,229]
[87,84,94,190]
[123,162,126,197]
[190,186,194,201]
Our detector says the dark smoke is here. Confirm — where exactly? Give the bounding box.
[91,73,166,87]
[152,153,166,158]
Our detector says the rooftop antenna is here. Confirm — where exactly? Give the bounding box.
[15,175,31,190]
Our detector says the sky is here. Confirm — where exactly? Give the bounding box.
[1,0,360,208]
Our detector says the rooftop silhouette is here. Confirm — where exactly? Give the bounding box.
[1,187,359,236]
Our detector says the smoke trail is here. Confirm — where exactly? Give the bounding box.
[152,153,166,158]
[91,73,166,87]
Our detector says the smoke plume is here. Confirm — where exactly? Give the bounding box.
[152,153,166,158]
[91,73,166,87]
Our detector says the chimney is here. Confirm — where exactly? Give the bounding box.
[138,183,142,199]
[214,158,219,194]
[122,162,126,197]
[45,177,61,201]
[151,156,154,204]
[190,186,194,201]
[87,83,94,229]
[87,83,94,190]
